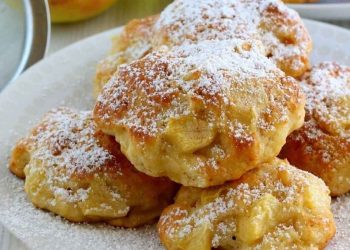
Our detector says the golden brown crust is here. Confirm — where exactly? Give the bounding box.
[94,16,157,96]
[111,16,158,54]
[153,0,312,78]
[94,40,305,187]
[9,107,178,227]
[280,62,350,196]
[158,159,335,250]
[94,0,312,96]
[9,139,30,179]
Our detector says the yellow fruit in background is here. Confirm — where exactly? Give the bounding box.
[49,0,118,23]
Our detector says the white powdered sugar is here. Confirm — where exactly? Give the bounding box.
[0,176,163,250]
[301,62,350,136]
[289,62,350,166]
[123,39,153,63]
[155,0,309,72]
[156,0,295,43]
[156,0,260,43]
[302,62,350,111]
[0,166,348,249]
[168,39,274,82]
[29,108,114,176]
[18,108,122,203]
[52,187,91,203]
[97,39,286,139]
[328,194,350,250]
[161,164,307,245]
[0,0,348,248]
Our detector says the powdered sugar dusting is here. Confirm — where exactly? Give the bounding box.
[328,194,350,250]
[28,108,114,176]
[301,62,350,137]
[18,108,122,203]
[285,62,350,168]
[0,176,162,250]
[159,162,317,248]
[0,15,348,249]
[97,39,288,139]
[155,0,310,75]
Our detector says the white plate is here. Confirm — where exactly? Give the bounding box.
[288,1,350,20]
[0,19,350,250]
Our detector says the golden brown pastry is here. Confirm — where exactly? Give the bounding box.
[94,16,157,96]
[280,62,350,196]
[94,39,305,187]
[153,0,312,78]
[94,0,312,95]
[9,107,178,227]
[158,158,335,250]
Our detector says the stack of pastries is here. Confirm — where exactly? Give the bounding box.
[9,0,350,249]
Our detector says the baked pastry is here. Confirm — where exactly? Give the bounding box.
[280,62,350,196]
[9,107,178,227]
[158,158,335,250]
[94,39,305,187]
[153,0,312,78]
[94,16,157,96]
[94,0,312,95]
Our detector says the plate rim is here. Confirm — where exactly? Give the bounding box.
[0,26,123,99]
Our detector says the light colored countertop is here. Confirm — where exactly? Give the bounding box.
[0,0,349,248]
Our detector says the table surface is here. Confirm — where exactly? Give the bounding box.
[1,0,349,249]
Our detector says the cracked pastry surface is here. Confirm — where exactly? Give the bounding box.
[94,0,312,95]
[280,62,350,196]
[158,158,335,250]
[94,39,305,187]
[9,107,178,227]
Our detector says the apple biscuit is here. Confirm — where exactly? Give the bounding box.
[158,159,335,250]
[153,0,312,78]
[280,62,350,196]
[94,0,312,95]
[9,107,178,227]
[94,40,305,187]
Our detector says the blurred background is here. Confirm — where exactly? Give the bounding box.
[0,0,173,90]
[34,0,350,52]
[48,0,173,52]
